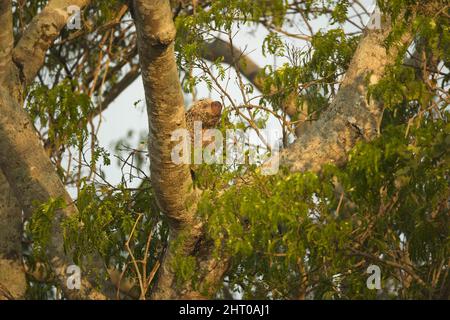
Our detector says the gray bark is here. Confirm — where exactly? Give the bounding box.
[282,28,412,173]
[0,0,108,299]
[132,0,211,299]
[0,171,26,300]
[0,0,27,300]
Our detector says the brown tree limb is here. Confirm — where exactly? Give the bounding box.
[0,0,13,82]
[0,171,27,300]
[132,0,204,299]
[13,0,91,86]
[281,26,413,173]
[0,88,106,299]
[0,0,28,300]
[0,0,111,299]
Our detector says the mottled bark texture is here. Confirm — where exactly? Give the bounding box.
[0,171,26,300]
[281,26,412,173]
[132,0,227,299]
[133,0,197,236]
[13,0,90,86]
[132,0,199,297]
[0,0,27,300]
[0,0,108,299]
[0,0,13,84]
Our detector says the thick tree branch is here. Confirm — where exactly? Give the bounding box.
[13,0,91,86]
[202,37,265,91]
[0,0,21,100]
[0,88,106,299]
[0,0,13,82]
[281,26,413,173]
[133,0,195,223]
[0,171,27,300]
[0,0,27,300]
[132,0,205,299]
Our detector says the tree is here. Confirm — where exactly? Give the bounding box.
[0,0,448,300]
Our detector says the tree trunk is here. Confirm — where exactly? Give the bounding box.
[0,171,27,300]
[132,0,207,299]
[0,0,26,299]
[0,0,108,299]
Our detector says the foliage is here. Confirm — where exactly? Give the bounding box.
[26,197,66,260]
[171,1,450,299]
[17,0,449,300]
[26,80,93,151]
[62,180,168,296]
[198,114,449,299]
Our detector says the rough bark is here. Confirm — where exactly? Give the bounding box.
[13,0,91,87]
[0,0,13,83]
[0,171,27,300]
[281,27,412,173]
[0,88,105,299]
[0,0,109,299]
[0,0,27,300]
[132,0,206,299]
